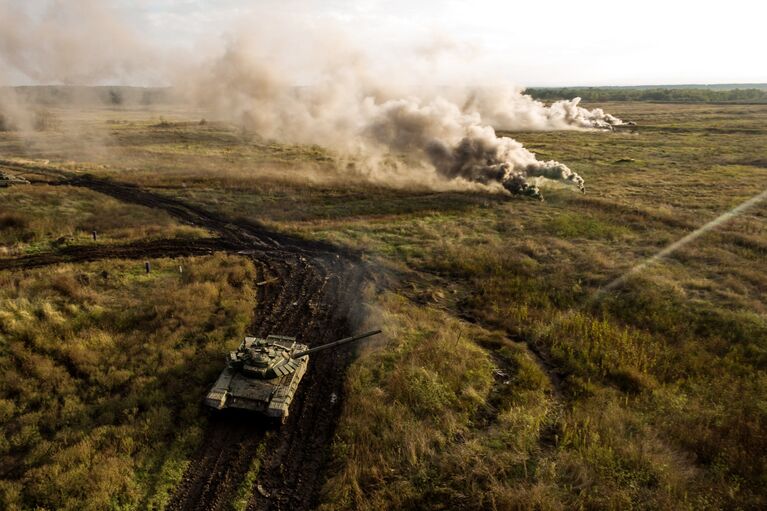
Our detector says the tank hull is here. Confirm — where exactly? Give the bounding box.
[204,343,309,421]
[203,330,380,422]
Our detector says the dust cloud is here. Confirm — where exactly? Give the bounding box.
[0,1,625,199]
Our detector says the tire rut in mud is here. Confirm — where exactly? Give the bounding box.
[247,257,366,511]
[167,253,365,511]
[66,175,344,257]
[0,166,368,511]
[42,173,368,511]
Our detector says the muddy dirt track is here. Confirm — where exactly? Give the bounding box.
[0,167,368,510]
[0,237,238,271]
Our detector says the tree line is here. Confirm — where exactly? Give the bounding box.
[526,87,767,103]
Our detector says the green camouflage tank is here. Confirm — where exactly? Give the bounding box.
[205,329,381,423]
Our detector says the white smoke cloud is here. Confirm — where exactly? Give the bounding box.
[458,86,624,131]
[0,1,625,199]
[0,1,161,86]
[180,32,600,199]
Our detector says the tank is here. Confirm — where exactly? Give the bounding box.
[0,171,30,187]
[205,329,382,422]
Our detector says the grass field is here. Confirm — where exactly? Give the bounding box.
[1,101,765,510]
[0,184,208,257]
[0,255,255,510]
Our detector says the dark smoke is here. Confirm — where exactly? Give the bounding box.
[0,2,622,199]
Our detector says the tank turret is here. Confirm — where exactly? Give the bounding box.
[205,329,381,422]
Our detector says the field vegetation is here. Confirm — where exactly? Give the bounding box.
[309,103,767,509]
[0,183,208,256]
[0,255,255,510]
[1,100,765,509]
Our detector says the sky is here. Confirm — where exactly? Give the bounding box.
[2,0,766,87]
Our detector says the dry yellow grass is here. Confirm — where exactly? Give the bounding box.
[0,184,208,256]
[0,101,765,509]
[0,255,255,510]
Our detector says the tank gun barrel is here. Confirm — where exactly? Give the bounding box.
[292,329,382,359]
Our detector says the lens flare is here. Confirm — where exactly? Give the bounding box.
[596,188,767,296]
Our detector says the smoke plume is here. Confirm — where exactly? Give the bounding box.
[0,1,159,85]
[0,1,625,199]
[181,36,599,199]
[458,87,624,131]
[363,98,585,199]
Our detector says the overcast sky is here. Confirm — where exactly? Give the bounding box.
[3,0,766,86]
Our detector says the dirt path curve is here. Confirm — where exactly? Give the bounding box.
[1,166,368,511]
[67,174,340,256]
[0,237,238,271]
[169,253,364,511]
[69,176,367,511]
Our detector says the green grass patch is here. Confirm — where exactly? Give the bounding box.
[544,211,632,240]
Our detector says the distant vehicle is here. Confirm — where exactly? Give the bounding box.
[205,329,382,423]
[612,121,638,130]
[0,171,30,187]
